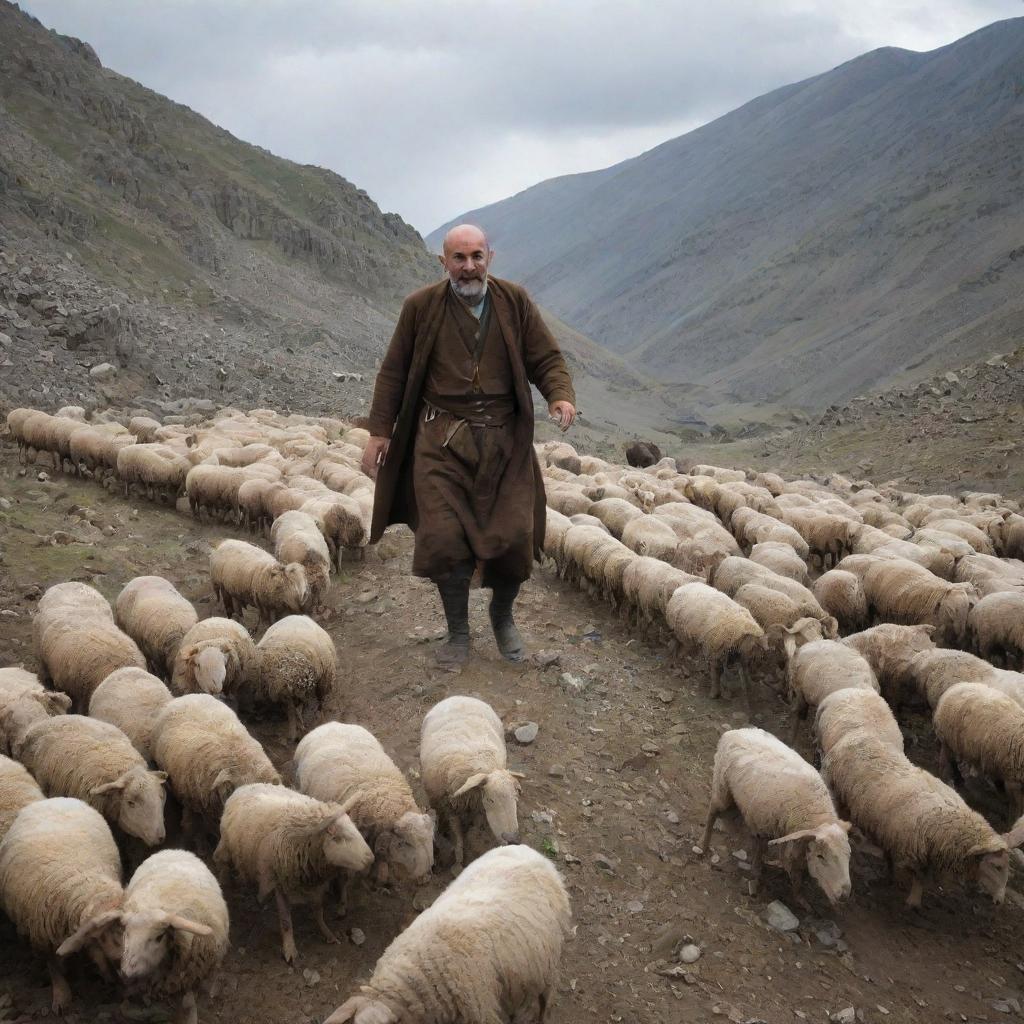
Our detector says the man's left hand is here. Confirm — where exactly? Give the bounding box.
[549,400,576,432]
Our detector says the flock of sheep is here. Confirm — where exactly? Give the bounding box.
[5,401,1024,1020]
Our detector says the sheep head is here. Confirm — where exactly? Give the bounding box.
[324,996,397,1024]
[184,643,227,695]
[769,822,851,905]
[376,811,435,882]
[56,908,124,962]
[973,841,1010,904]
[120,910,213,982]
[319,797,373,873]
[92,767,167,846]
[282,562,309,612]
[453,768,523,844]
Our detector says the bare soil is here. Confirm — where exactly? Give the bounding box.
[1,441,1024,1024]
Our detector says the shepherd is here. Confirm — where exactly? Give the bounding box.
[361,224,577,668]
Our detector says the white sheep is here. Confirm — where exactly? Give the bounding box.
[812,569,869,634]
[271,509,332,611]
[749,541,810,585]
[321,844,570,1024]
[0,798,123,1013]
[294,722,434,885]
[969,591,1024,669]
[0,667,70,752]
[115,576,199,679]
[88,667,173,761]
[421,696,522,867]
[700,728,851,903]
[120,849,229,1024]
[0,753,44,841]
[842,623,937,708]
[18,714,167,846]
[150,694,281,846]
[621,557,700,630]
[813,688,903,759]
[253,615,336,740]
[210,538,309,627]
[822,727,1022,907]
[170,617,257,698]
[213,783,371,962]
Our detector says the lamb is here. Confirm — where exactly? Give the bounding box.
[969,591,1024,668]
[0,798,123,1012]
[253,615,336,739]
[213,783,371,962]
[210,538,309,627]
[420,696,522,867]
[150,694,280,845]
[813,688,903,759]
[35,581,147,709]
[812,569,869,634]
[842,623,937,707]
[934,683,1024,823]
[88,667,173,761]
[271,510,332,611]
[861,557,976,647]
[665,582,769,708]
[0,754,44,841]
[749,541,810,586]
[115,576,199,679]
[321,844,570,1024]
[700,728,851,903]
[784,636,879,743]
[294,722,434,885]
[119,849,229,1024]
[821,727,1022,907]
[18,714,167,846]
[169,616,256,701]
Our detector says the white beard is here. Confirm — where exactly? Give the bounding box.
[450,273,487,303]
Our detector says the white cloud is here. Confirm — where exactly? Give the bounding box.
[20,0,1020,231]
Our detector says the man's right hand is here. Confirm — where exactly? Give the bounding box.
[361,436,390,480]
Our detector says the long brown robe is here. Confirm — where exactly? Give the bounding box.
[367,276,575,584]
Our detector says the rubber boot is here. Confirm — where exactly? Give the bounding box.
[434,565,472,668]
[489,579,525,663]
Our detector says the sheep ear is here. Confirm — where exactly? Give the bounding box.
[1003,822,1024,850]
[151,770,169,784]
[509,771,526,779]
[337,791,363,816]
[212,768,234,802]
[768,829,818,847]
[165,914,213,937]
[838,820,853,833]
[56,909,122,956]
[323,1000,360,1024]
[90,777,128,796]
[452,773,488,798]
[966,841,1005,858]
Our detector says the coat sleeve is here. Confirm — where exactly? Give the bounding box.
[366,299,417,437]
[520,293,576,407]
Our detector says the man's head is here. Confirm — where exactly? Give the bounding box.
[439,224,492,303]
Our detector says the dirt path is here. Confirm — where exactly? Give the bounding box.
[1,443,1023,1024]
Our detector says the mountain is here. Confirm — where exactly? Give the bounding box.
[0,0,646,440]
[429,20,1024,420]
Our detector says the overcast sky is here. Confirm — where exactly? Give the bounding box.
[20,0,1020,235]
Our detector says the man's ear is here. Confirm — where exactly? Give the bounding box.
[437,252,447,268]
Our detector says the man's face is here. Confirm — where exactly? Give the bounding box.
[439,227,493,303]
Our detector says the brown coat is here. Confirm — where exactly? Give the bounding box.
[367,277,575,566]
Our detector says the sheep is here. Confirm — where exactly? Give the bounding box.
[301,493,368,568]
[321,844,570,1024]
[118,849,229,1024]
[749,541,810,586]
[621,515,679,563]
[822,727,1022,907]
[712,556,832,629]
[861,556,976,646]
[730,506,810,559]
[294,723,434,886]
[88,667,173,761]
[18,714,167,846]
[935,683,1024,825]
[813,689,903,758]
[115,576,199,679]
[969,591,1024,668]
[128,416,162,443]
[34,582,147,709]
[541,507,572,568]
[150,694,280,846]
[253,615,336,739]
[271,510,332,611]
[700,728,851,903]
[905,648,1016,709]
[69,424,136,480]
[170,616,257,699]
[0,754,44,841]
[213,783,371,962]
[210,538,309,627]
[653,504,741,576]
[0,667,70,750]
[0,798,123,1013]
[783,635,879,743]
[620,556,700,631]
[842,623,937,708]
[665,582,769,708]
[185,464,251,521]
[954,553,1024,596]
[777,508,855,568]
[420,696,522,867]
[926,518,997,554]
[237,477,285,533]
[117,443,190,502]
[812,569,869,634]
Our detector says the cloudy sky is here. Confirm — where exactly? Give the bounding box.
[20,0,1020,234]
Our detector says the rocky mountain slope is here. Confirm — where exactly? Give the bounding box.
[429,19,1024,421]
[0,0,650,436]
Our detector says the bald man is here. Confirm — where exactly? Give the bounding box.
[362,225,576,667]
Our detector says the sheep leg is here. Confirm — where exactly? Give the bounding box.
[750,836,767,892]
[738,661,755,717]
[337,873,353,917]
[175,990,198,1024]
[286,702,299,743]
[905,873,924,909]
[314,892,341,945]
[788,696,807,746]
[447,811,465,868]
[87,943,113,981]
[938,743,964,788]
[1007,780,1024,827]
[708,655,724,700]
[47,957,72,1014]
[274,888,298,963]
[538,986,555,1024]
